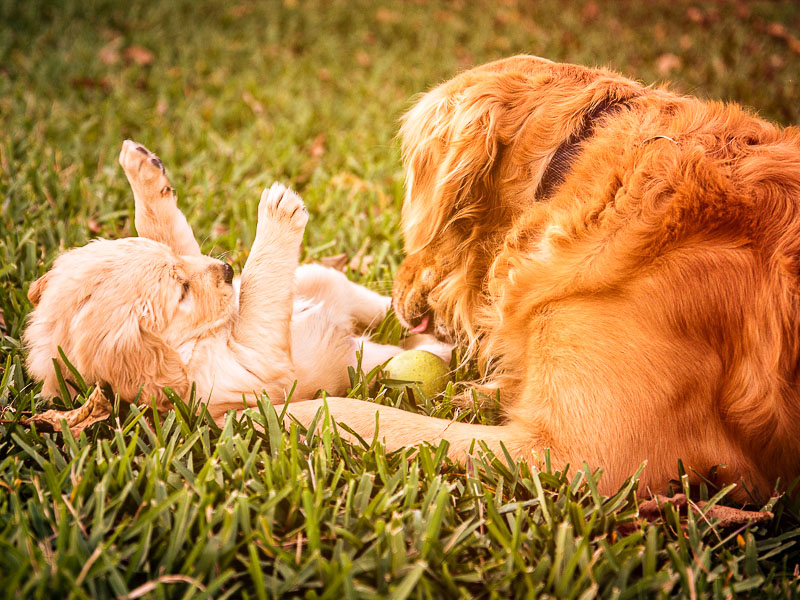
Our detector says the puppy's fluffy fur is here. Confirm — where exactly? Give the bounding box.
[285,56,800,501]
[25,141,416,422]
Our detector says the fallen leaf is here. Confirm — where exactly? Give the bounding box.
[71,77,112,92]
[229,3,253,18]
[435,10,454,23]
[320,253,348,272]
[581,1,600,23]
[124,45,154,66]
[356,50,371,68]
[25,385,112,436]
[767,22,787,38]
[88,218,102,233]
[686,6,705,24]
[98,37,122,65]
[638,493,772,528]
[656,53,682,76]
[376,8,401,24]
[241,91,264,115]
[735,2,750,19]
[309,133,326,159]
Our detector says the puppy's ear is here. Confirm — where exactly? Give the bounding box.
[77,311,189,412]
[28,272,51,306]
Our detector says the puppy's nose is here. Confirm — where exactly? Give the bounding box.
[221,262,234,284]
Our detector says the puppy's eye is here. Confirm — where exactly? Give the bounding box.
[180,281,190,301]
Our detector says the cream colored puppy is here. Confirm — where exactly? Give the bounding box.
[24,141,425,422]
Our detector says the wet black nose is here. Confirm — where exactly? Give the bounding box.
[221,262,234,284]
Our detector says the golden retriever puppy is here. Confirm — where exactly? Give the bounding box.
[284,56,800,501]
[24,141,418,422]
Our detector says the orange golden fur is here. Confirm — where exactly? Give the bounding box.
[285,56,800,502]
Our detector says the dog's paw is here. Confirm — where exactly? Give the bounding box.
[119,139,174,201]
[257,183,309,235]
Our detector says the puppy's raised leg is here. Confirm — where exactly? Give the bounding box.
[232,183,308,382]
[119,140,201,256]
[295,264,391,328]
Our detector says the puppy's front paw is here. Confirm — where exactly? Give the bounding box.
[257,183,309,236]
[119,140,174,201]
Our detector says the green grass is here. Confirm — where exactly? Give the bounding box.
[2,0,800,597]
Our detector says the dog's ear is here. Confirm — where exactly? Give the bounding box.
[27,272,51,306]
[75,309,189,412]
[400,67,642,254]
[400,72,545,253]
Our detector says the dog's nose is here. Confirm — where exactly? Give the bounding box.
[221,262,234,284]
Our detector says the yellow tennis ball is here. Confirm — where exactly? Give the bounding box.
[384,350,450,397]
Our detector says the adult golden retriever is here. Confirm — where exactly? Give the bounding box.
[286,56,800,502]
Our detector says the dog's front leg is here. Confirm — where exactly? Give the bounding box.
[231,183,308,384]
[119,140,201,256]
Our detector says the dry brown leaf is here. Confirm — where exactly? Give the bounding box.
[229,3,253,18]
[320,253,348,272]
[735,2,751,19]
[71,77,112,92]
[124,45,154,66]
[25,385,112,435]
[686,6,705,24]
[656,53,682,76]
[88,218,102,234]
[309,133,326,159]
[767,22,787,38]
[581,1,600,23]
[375,8,401,24]
[638,493,772,528]
[98,38,122,65]
[242,91,264,115]
[356,50,371,68]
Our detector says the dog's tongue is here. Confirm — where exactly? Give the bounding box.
[408,314,430,334]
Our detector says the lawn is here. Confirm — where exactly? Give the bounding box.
[2,0,800,597]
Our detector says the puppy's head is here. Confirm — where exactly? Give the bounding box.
[24,238,236,409]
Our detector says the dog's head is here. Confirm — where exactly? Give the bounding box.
[24,237,236,409]
[392,55,642,344]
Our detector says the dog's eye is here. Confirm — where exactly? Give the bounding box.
[180,281,190,301]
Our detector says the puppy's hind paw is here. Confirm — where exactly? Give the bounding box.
[119,140,174,200]
[257,183,309,234]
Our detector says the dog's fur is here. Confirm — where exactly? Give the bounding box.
[25,141,424,422]
[285,56,800,501]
